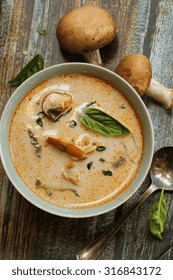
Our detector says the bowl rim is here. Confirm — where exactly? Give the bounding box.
[0,62,154,218]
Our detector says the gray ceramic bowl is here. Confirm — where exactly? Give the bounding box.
[0,63,154,218]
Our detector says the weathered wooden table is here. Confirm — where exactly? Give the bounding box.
[0,0,173,260]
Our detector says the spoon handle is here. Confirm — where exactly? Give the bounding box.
[76,184,156,260]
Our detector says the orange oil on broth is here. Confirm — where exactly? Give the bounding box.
[9,74,143,209]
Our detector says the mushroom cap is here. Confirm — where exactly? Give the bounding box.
[42,92,73,121]
[56,6,116,54]
[116,53,152,97]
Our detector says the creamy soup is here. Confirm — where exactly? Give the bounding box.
[9,73,143,209]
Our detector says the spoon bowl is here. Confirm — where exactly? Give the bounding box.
[77,146,173,260]
[150,147,173,190]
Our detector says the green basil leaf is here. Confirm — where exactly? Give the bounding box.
[8,54,44,86]
[96,146,106,151]
[87,161,93,170]
[37,28,46,36]
[102,170,113,176]
[36,117,43,127]
[79,108,130,137]
[147,186,167,240]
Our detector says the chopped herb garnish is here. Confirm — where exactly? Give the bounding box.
[96,146,106,152]
[102,170,113,176]
[36,117,43,127]
[87,161,93,170]
[69,120,77,128]
[37,27,46,36]
[36,112,45,127]
[119,105,126,109]
[99,158,105,162]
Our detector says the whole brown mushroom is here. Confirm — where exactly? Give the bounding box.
[56,6,116,66]
[116,53,173,109]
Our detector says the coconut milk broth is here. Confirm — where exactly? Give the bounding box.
[9,73,143,209]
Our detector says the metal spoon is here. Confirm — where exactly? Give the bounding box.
[76,146,173,260]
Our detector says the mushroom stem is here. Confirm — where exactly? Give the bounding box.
[147,78,173,109]
[83,49,103,66]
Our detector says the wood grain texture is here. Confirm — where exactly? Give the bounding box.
[0,0,173,260]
